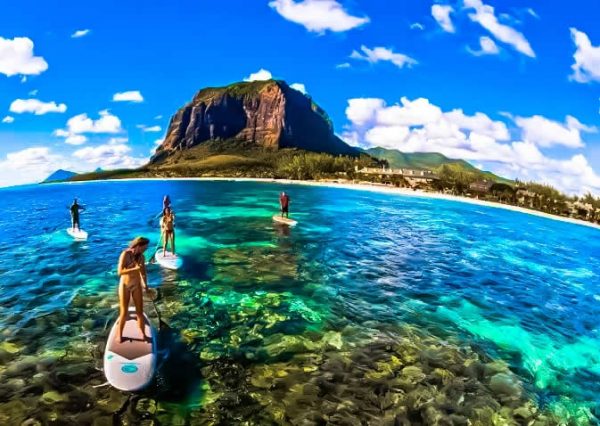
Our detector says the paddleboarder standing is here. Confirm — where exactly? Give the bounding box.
[117,237,150,343]
[161,207,176,256]
[69,198,85,231]
[279,191,290,218]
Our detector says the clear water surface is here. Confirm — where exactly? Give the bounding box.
[0,180,598,425]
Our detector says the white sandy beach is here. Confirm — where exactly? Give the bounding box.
[60,177,600,231]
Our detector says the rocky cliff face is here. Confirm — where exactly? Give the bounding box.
[150,80,356,163]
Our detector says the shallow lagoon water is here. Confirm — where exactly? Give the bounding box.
[0,180,599,425]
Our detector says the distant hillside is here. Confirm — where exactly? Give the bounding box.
[364,147,473,170]
[151,79,357,165]
[43,169,77,183]
[364,147,512,184]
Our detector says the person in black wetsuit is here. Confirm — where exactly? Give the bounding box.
[70,198,85,231]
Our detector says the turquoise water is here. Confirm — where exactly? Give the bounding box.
[0,180,599,424]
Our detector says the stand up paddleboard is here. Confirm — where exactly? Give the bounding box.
[155,249,183,270]
[104,308,157,392]
[66,227,88,241]
[273,215,297,227]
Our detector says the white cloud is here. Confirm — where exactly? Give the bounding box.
[72,143,147,170]
[20,75,27,83]
[350,46,417,69]
[108,137,128,145]
[431,4,455,33]
[290,83,307,94]
[71,29,90,38]
[527,8,539,19]
[365,125,411,148]
[112,90,144,102]
[154,115,163,120]
[344,96,600,195]
[0,37,48,77]
[65,110,122,134]
[141,125,161,133]
[445,109,510,140]
[464,0,535,58]
[65,135,87,146]
[569,28,600,83]
[2,116,14,124]
[410,22,425,31]
[376,97,443,127]
[244,68,273,82]
[0,147,63,187]
[54,110,123,144]
[28,89,38,96]
[469,36,500,56]
[9,98,67,115]
[268,0,369,33]
[515,115,596,148]
[345,98,385,126]
[336,62,351,69]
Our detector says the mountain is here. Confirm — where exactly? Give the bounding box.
[150,80,357,164]
[364,147,475,170]
[365,147,512,184]
[43,169,77,183]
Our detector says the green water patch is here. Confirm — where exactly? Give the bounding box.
[178,205,276,221]
[437,299,599,424]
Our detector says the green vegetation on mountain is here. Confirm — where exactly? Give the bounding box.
[68,140,379,182]
[365,147,512,184]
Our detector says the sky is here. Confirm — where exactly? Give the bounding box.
[0,0,599,194]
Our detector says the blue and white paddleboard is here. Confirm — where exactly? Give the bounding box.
[104,308,157,392]
[155,249,183,270]
[67,227,88,241]
[272,215,297,227]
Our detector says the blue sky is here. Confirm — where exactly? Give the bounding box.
[0,0,599,193]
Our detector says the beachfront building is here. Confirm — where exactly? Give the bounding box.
[355,166,438,188]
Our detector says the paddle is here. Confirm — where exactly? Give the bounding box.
[143,285,169,330]
[148,234,162,264]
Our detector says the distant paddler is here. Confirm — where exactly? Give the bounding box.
[279,191,290,218]
[273,191,297,226]
[117,237,150,343]
[160,207,176,256]
[69,198,85,231]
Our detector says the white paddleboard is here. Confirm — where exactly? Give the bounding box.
[104,308,157,392]
[67,227,88,241]
[273,215,297,227]
[155,249,183,270]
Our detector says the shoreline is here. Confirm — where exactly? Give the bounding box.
[56,177,600,231]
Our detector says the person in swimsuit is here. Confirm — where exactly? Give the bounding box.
[70,198,85,231]
[279,192,290,218]
[161,207,176,256]
[117,237,150,343]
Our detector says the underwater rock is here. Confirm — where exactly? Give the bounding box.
[135,398,157,415]
[96,389,128,412]
[41,391,68,404]
[400,366,427,385]
[321,331,343,351]
[0,400,30,424]
[262,334,318,357]
[489,373,522,398]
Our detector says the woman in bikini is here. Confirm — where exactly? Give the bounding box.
[161,207,175,256]
[117,236,150,343]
